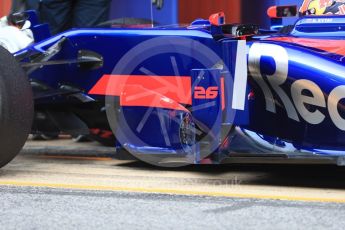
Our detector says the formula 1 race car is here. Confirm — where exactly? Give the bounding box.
[2,6,345,168]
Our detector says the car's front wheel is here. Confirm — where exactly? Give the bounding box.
[0,46,33,168]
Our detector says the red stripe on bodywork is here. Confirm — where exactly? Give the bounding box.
[89,75,191,111]
[120,85,188,112]
[89,75,192,105]
[221,77,225,111]
[267,37,345,56]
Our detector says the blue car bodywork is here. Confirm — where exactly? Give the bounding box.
[17,11,345,166]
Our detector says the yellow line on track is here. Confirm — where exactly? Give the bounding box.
[0,180,345,203]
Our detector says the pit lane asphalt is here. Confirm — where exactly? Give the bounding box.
[0,138,345,229]
[0,186,344,230]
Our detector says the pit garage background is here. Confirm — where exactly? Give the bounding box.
[0,0,305,28]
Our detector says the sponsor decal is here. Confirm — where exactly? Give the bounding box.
[249,43,345,130]
[300,0,345,15]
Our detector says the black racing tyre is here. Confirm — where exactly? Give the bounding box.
[0,46,33,168]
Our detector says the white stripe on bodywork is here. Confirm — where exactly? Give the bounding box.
[232,40,248,110]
